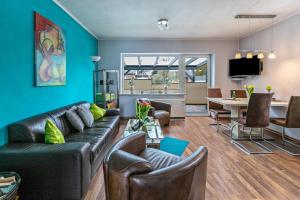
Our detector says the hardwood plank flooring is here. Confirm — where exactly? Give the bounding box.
[84,117,300,200]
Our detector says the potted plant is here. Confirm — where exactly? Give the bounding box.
[266,85,272,93]
[128,77,135,94]
[244,84,255,98]
[162,76,171,94]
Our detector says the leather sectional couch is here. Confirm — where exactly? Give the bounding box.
[0,101,120,200]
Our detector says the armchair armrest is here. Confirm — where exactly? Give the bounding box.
[104,132,146,163]
[150,101,171,113]
[105,108,120,116]
[129,147,208,200]
[104,150,153,200]
[0,142,91,200]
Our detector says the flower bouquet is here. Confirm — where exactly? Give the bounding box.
[136,99,152,124]
[244,84,255,97]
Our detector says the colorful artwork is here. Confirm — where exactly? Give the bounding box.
[35,12,66,86]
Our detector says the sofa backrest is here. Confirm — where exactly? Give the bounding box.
[8,101,90,143]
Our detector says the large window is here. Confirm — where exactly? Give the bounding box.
[121,54,210,94]
[122,55,181,94]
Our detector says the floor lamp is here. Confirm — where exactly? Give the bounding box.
[90,56,101,103]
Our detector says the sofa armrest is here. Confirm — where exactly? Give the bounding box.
[105,108,120,116]
[0,142,91,200]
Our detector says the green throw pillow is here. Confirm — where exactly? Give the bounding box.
[90,104,106,120]
[45,119,65,144]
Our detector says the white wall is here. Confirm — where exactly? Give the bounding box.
[240,13,300,140]
[98,39,240,96]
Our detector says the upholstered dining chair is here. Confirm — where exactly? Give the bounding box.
[268,96,300,156]
[230,93,273,154]
[208,88,231,132]
[231,90,247,116]
[103,133,208,200]
[230,90,247,98]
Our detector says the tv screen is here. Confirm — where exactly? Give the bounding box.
[229,56,262,77]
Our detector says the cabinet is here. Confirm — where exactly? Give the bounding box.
[94,70,119,109]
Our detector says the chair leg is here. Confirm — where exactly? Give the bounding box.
[266,127,300,156]
[216,115,220,132]
[232,128,272,154]
[282,128,300,148]
[255,128,273,152]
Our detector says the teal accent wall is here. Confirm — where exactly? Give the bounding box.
[0,0,98,145]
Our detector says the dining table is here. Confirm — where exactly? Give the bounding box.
[207,98,289,139]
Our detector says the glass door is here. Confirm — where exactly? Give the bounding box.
[183,55,211,116]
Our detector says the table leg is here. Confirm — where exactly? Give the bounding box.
[228,106,241,139]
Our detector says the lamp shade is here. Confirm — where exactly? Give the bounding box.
[257,52,264,59]
[246,51,253,59]
[268,51,276,59]
[234,52,242,59]
[90,56,101,62]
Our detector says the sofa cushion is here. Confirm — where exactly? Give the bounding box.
[65,134,104,162]
[65,127,111,162]
[90,104,106,120]
[139,148,181,170]
[93,115,120,128]
[44,119,65,144]
[66,109,85,132]
[77,106,94,128]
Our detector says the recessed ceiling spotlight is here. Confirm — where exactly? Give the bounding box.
[158,18,169,31]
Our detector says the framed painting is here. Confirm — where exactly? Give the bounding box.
[34,12,66,86]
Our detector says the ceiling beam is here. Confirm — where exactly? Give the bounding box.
[137,56,142,67]
[185,58,198,66]
[196,60,207,68]
[153,56,159,68]
[168,57,178,67]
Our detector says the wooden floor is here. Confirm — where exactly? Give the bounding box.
[84,117,300,200]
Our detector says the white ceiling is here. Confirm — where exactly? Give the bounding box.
[55,0,300,39]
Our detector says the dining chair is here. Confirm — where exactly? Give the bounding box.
[208,88,231,132]
[230,93,273,154]
[268,96,300,156]
[230,90,247,98]
[231,90,247,117]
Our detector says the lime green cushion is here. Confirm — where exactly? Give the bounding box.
[90,104,106,120]
[45,119,65,144]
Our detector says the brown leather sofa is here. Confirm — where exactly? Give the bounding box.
[149,101,171,126]
[103,133,208,200]
[0,101,120,200]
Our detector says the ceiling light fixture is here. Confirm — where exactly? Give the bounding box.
[257,52,264,59]
[268,18,276,59]
[246,16,253,59]
[234,16,242,59]
[158,18,169,31]
[233,14,277,60]
[246,51,253,59]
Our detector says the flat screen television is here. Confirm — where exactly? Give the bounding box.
[229,56,263,77]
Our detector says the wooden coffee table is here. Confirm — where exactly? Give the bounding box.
[124,119,164,148]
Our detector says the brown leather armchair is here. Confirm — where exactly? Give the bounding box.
[149,101,171,126]
[103,133,208,200]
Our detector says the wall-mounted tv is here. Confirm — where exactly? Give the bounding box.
[229,56,263,77]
